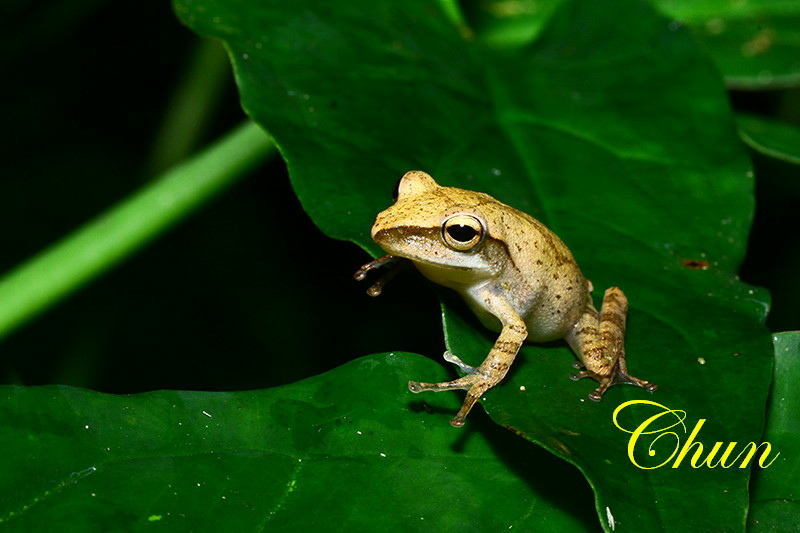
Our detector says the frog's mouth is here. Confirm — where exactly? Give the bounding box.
[371,225,439,256]
[371,224,438,245]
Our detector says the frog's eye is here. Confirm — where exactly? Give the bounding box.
[442,214,484,251]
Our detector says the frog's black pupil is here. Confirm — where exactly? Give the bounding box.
[448,224,477,242]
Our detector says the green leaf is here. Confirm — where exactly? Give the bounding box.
[0,354,597,532]
[175,0,772,531]
[653,0,800,89]
[737,113,800,165]
[748,332,800,531]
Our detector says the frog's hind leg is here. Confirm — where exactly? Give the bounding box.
[567,287,657,401]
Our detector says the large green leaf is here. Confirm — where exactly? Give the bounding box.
[0,353,597,531]
[653,0,800,89]
[748,332,800,531]
[174,0,772,530]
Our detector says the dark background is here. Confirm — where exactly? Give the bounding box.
[1,1,797,393]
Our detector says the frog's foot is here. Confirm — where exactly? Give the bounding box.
[409,369,492,427]
[570,367,658,402]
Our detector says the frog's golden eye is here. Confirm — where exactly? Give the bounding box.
[442,214,484,251]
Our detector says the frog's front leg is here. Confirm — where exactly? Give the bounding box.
[567,287,657,401]
[354,255,408,296]
[409,292,527,427]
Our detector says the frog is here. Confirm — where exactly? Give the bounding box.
[355,171,657,427]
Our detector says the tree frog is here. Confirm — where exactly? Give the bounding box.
[356,171,657,427]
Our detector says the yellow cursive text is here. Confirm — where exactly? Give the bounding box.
[612,400,779,469]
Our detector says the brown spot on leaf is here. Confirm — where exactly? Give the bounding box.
[683,259,709,270]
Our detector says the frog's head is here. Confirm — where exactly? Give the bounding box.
[370,171,508,288]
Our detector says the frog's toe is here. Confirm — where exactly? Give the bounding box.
[443,351,477,374]
[587,383,611,402]
[449,388,483,427]
[611,370,658,393]
[408,380,431,393]
[570,370,610,400]
[569,367,612,400]
[408,378,471,393]
[449,416,466,427]
[632,378,658,392]
[408,379,484,428]
[569,369,591,381]
[572,369,657,400]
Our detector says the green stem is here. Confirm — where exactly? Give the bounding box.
[0,121,275,342]
[436,0,471,37]
[146,39,233,174]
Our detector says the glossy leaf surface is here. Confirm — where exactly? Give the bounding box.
[0,354,597,532]
[748,332,800,531]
